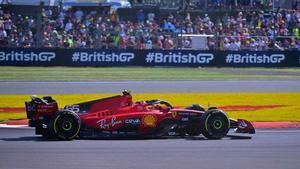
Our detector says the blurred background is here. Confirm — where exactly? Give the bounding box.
[0,0,299,51]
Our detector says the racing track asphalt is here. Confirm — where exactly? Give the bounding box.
[0,127,300,169]
[1,81,300,169]
[1,80,300,94]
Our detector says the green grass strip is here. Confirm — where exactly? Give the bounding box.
[0,67,299,81]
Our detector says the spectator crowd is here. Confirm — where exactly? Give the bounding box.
[0,3,300,51]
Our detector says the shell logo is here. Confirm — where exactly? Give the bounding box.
[143,114,156,127]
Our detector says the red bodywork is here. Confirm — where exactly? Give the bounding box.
[64,93,202,135]
[25,92,255,138]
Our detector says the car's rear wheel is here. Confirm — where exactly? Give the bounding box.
[49,111,81,140]
[200,109,230,139]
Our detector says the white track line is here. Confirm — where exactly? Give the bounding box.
[0,124,29,128]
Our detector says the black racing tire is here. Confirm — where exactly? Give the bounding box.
[200,109,230,139]
[185,104,205,111]
[48,111,81,140]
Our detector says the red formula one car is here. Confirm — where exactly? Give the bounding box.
[25,90,255,140]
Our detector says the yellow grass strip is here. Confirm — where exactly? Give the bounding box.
[0,93,299,122]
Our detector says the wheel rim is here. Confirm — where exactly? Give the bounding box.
[62,121,72,131]
[53,113,80,139]
[213,119,223,130]
[205,113,229,138]
[208,116,226,133]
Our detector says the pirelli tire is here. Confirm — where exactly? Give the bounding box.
[200,109,230,139]
[49,111,81,140]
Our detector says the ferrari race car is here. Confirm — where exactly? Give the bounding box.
[25,90,255,140]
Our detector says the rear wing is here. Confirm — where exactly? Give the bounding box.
[25,95,59,120]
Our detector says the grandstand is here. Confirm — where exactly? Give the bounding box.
[0,0,299,50]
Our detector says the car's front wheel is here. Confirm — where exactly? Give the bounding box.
[200,109,230,139]
[49,111,81,140]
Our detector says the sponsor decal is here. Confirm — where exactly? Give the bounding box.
[98,117,122,129]
[168,132,176,136]
[225,53,285,64]
[124,118,141,125]
[26,102,36,112]
[127,132,138,134]
[0,51,55,62]
[146,52,214,64]
[2,48,298,67]
[181,117,189,121]
[64,105,80,113]
[238,120,248,129]
[178,112,189,116]
[72,52,134,63]
[136,106,144,111]
[172,112,177,118]
[120,102,127,107]
[178,112,198,116]
[142,114,157,127]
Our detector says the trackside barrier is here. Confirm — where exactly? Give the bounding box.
[0,48,299,67]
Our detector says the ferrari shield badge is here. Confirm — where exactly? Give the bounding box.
[172,112,177,118]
